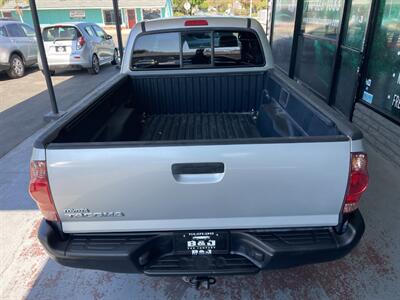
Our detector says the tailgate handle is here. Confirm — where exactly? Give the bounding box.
[172,163,224,175]
[172,163,225,184]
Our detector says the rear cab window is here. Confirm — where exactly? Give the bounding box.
[182,32,212,66]
[131,29,264,70]
[43,26,81,41]
[132,32,180,68]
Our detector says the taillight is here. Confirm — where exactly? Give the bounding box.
[184,20,208,26]
[343,152,369,213]
[77,36,85,49]
[29,161,59,221]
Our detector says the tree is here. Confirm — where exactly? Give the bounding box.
[204,0,230,14]
[1,0,29,9]
[172,0,207,16]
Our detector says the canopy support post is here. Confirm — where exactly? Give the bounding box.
[29,0,65,121]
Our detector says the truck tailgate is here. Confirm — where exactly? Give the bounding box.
[46,141,350,233]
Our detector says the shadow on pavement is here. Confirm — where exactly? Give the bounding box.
[0,132,41,210]
[0,65,118,210]
[0,64,118,158]
[0,66,39,82]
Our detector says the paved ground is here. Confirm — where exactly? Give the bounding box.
[0,126,399,299]
[0,65,119,158]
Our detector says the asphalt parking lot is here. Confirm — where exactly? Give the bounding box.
[0,65,119,157]
[0,65,399,300]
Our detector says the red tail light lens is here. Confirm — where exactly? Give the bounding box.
[343,152,369,213]
[77,36,85,49]
[184,20,208,26]
[29,161,59,221]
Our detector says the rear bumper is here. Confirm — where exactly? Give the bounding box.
[46,62,90,71]
[39,56,91,70]
[38,211,364,276]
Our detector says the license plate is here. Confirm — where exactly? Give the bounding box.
[56,46,66,52]
[174,231,230,255]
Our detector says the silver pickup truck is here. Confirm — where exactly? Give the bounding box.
[30,17,368,280]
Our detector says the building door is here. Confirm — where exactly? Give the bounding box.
[330,0,373,118]
[127,9,136,28]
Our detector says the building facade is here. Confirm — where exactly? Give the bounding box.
[269,0,400,166]
[0,0,173,29]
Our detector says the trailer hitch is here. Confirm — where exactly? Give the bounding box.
[182,276,216,290]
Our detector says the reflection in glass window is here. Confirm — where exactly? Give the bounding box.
[271,0,297,73]
[361,0,400,121]
[302,0,344,39]
[214,31,240,61]
[333,49,361,115]
[213,31,264,67]
[295,36,336,98]
[343,0,372,49]
[132,30,265,70]
[182,32,212,66]
[132,32,180,69]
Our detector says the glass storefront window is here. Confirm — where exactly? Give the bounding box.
[142,8,161,20]
[103,9,122,25]
[343,0,372,49]
[295,36,336,98]
[271,0,297,73]
[295,0,344,100]
[302,0,344,39]
[333,48,362,116]
[361,0,400,122]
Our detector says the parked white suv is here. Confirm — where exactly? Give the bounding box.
[39,22,119,75]
[0,19,38,79]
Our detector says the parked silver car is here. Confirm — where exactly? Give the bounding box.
[0,19,38,79]
[39,22,119,75]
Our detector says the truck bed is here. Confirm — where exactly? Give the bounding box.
[37,70,362,233]
[48,71,345,145]
[140,112,261,141]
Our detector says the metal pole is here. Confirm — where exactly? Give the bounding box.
[249,0,253,17]
[112,0,124,62]
[29,0,61,119]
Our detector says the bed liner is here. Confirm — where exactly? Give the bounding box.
[139,112,261,141]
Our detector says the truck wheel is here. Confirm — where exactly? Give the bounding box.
[111,49,119,65]
[88,54,100,75]
[7,54,25,79]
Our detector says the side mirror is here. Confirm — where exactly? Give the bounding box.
[105,34,113,40]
